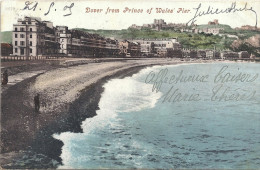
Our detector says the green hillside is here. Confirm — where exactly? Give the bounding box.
[0,31,12,43]
[77,26,260,50]
[77,28,232,50]
[1,25,259,51]
[195,24,260,40]
[222,29,260,40]
[196,24,232,30]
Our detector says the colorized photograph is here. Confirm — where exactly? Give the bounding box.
[0,0,260,169]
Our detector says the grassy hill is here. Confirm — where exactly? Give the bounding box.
[1,25,259,51]
[0,28,235,50]
[0,31,12,44]
[196,24,232,30]
[77,28,232,50]
[222,29,260,40]
[195,24,260,39]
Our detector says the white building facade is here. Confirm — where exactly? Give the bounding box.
[12,17,59,57]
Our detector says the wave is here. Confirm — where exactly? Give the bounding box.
[53,62,260,169]
[53,69,163,168]
[81,76,162,134]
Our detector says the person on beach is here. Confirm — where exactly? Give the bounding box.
[34,93,40,112]
[2,70,8,85]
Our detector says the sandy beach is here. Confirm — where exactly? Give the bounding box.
[0,58,225,168]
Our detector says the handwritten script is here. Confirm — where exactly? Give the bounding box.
[187,2,258,27]
[20,1,257,27]
[145,65,258,103]
[22,1,74,17]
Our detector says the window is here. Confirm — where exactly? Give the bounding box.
[20,41,24,46]
[30,48,32,53]
[20,34,24,38]
[21,48,24,55]
[30,41,32,46]
[20,28,24,31]
[15,41,17,46]
[15,34,17,38]
[30,34,32,38]
[15,27,17,31]
[22,21,26,24]
[30,28,32,32]
[15,48,18,53]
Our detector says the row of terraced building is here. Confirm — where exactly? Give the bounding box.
[12,17,119,58]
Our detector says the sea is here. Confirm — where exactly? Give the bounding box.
[53,62,260,169]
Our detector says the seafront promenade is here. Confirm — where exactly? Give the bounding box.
[1,57,210,168]
[0,57,252,168]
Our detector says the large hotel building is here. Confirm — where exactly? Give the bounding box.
[12,17,186,58]
[12,17,58,56]
[12,17,119,57]
[10,17,252,59]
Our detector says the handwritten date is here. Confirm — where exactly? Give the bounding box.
[22,1,74,17]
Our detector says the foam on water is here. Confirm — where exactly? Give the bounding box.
[54,73,162,168]
[82,77,162,134]
[54,63,260,169]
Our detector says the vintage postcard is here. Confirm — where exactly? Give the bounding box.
[0,0,260,169]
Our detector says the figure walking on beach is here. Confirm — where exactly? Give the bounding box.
[34,93,40,112]
[2,70,8,85]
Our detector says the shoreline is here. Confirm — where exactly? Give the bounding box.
[0,59,178,168]
[31,64,151,166]
[0,59,240,168]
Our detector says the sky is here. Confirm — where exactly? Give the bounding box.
[1,0,260,31]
